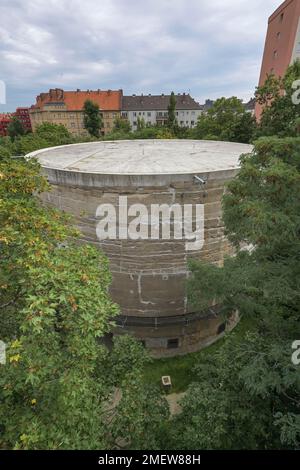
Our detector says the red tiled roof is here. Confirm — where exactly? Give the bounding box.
[33,88,123,111]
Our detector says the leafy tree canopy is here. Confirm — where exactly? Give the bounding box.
[192,96,256,143]
[0,155,167,449]
[167,91,177,130]
[83,99,103,138]
[7,117,25,141]
[174,137,300,450]
[113,116,131,133]
[256,60,300,137]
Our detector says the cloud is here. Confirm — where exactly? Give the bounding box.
[0,0,281,110]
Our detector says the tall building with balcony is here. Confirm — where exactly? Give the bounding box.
[255,0,300,119]
[122,93,202,131]
[29,88,123,135]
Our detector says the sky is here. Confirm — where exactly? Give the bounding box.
[0,0,281,111]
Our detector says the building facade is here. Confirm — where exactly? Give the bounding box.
[0,114,12,137]
[255,0,300,119]
[0,108,32,137]
[29,88,123,135]
[15,107,32,133]
[122,93,202,131]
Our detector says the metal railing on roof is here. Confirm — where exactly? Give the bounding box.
[114,305,222,329]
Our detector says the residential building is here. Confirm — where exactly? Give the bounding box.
[0,113,12,137]
[15,107,32,133]
[29,88,123,135]
[202,99,214,112]
[244,98,256,116]
[255,0,300,119]
[122,93,202,131]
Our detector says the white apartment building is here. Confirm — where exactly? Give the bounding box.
[122,93,203,131]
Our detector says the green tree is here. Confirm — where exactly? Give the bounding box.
[256,60,300,137]
[35,122,70,142]
[167,91,177,130]
[193,96,256,143]
[0,155,168,450]
[13,122,73,155]
[7,116,25,141]
[0,155,120,449]
[0,145,11,160]
[172,137,300,449]
[83,100,102,138]
[113,116,131,133]
[137,116,146,131]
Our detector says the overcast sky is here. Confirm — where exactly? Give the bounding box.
[0,0,281,111]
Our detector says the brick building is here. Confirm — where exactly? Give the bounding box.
[255,0,300,119]
[15,107,32,133]
[29,88,123,135]
[0,114,12,137]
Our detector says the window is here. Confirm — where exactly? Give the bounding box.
[139,112,142,116]
[191,120,195,126]
[273,50,278,59]
[167,338,179,349]
[147,112,151,117]
[191,111,195,115]
[277,31,281,40]
[217,323,226,335]
[133,112,137,117]
[279,12,284,23]
[133,121,137,126]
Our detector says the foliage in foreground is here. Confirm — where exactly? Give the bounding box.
[0,122,96,157]
[0,155,167,449]
[170,137,300,449]
[256,60,300,138]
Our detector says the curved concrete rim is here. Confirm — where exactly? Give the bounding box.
[26,139,253,176]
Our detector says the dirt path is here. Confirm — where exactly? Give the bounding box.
[165,392,186,416]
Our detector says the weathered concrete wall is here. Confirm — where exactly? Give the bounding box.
[39,167,237,356]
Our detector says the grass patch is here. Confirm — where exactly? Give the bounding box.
[143,315,257,393]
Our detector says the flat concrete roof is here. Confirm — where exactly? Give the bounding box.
[27,140,253,176]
